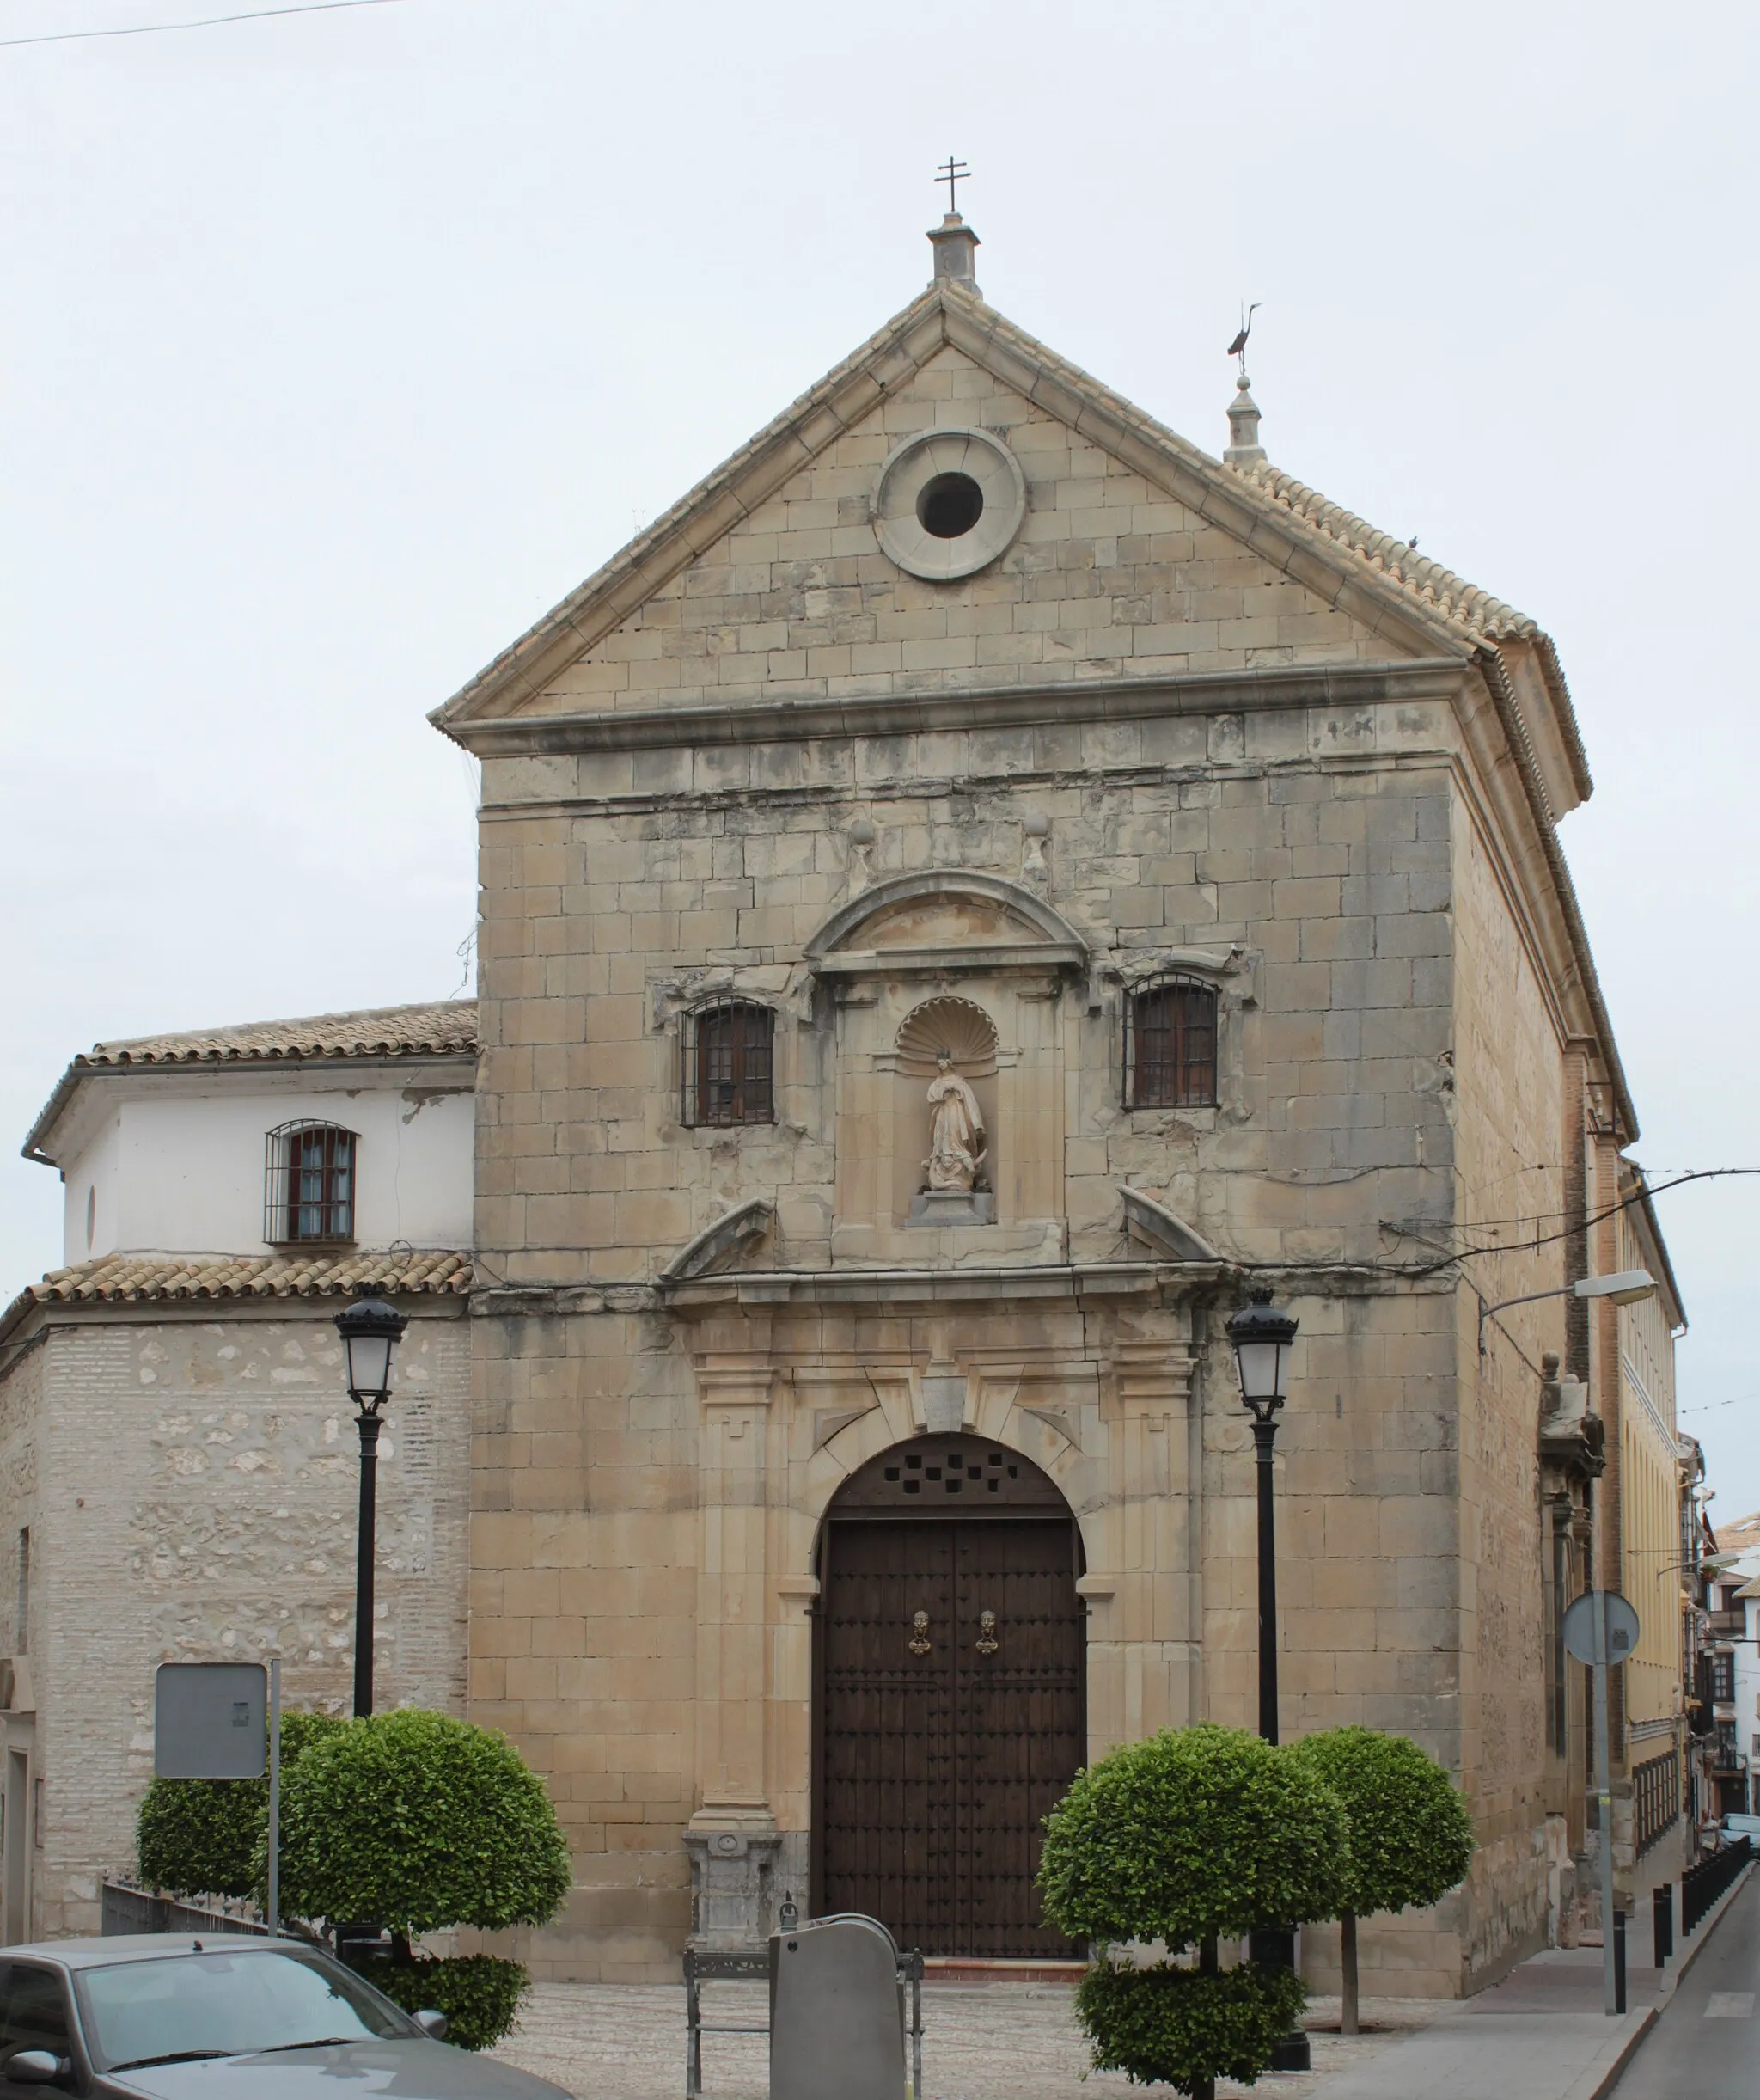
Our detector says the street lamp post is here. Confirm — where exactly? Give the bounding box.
[1227,1289,1299,1743]
[333,1287,408,1718]
[1226,1287,1305,2072]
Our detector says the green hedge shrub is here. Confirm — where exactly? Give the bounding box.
[349,1953,529,2053]
[136,1711,345,1901]
[1041,1726,1349,2097]
[1076,1964,1307,2094]
[1287,1727,1473,2033]
[1040,1723,1349,1948]
[274,1709,572,1940]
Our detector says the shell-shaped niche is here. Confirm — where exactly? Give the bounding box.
[896,996,999,1076]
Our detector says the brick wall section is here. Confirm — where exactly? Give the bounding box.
[8,1306,468,1938]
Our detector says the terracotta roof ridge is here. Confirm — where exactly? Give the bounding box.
[84,997,478,1066]
[1225,457,1538,643]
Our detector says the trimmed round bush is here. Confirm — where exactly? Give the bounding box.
[1039,1723,1350,1948]
[1076,1964,1307,2094]
[1286,1726,1472,1922]
[274,1709,572,1938]
[351,1952,529,2052]
[1286,1726,1473,2032]
[137,1711,345,1901]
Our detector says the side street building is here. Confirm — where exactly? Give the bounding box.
[0,217,1698,1992]
[0,1008,476,1941]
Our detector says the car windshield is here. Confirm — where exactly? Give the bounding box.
[76,1949,410,2070]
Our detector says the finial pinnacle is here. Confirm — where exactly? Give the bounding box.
[927,163,981,300]
[1225,370,1266,469]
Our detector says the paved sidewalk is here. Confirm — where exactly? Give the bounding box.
[487,1874,1749,2100]
[1311,1865,1752,2100]
[491,1980,1442,2100]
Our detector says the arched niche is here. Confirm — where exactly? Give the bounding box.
[813,879,1078,1259]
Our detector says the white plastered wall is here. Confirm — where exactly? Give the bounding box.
[57,1081,474,1263]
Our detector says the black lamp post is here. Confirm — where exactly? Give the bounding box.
[333,1287,408,1718]
[1226,1289,1298,1743]
[1226,1286,1306,2072]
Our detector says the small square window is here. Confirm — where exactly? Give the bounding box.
[1127,981,1219,1109]
[682,1002,775,1126]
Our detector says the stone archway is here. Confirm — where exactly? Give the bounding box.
[813,1433,1085,1958]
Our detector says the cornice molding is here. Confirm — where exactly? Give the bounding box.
[461,658,1467,763]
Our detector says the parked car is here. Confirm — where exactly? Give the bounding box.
[0,1935,571,2100]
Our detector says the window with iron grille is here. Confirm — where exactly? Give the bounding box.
[1125,979,1219,1109]
[1714,1717,1739,1767]
[1711,1651,1737,1704]
[264,1121,358,1245]
[681,1002,774,1127]
[1633,1748,1680,1857]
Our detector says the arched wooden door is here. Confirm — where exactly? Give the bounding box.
[813,1436,1085,1957]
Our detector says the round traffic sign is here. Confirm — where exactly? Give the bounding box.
[1561,1589,1641,1666]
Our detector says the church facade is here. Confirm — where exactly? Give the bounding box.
[0,215,1692,1995]
[436,217,1685,1993]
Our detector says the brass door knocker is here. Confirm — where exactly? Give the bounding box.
[908,1609,932,1656]
[975,1609,999,1656]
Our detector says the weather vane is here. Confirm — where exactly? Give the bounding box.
[1226,301,1261,376]
[936,156,970,215]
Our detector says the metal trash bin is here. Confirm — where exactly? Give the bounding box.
[769,1913,908,2100]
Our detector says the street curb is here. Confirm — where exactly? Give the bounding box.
[1571,2006,1656,2100]
[1584,1862,1754,2100]
[1653,1859,1752,2005]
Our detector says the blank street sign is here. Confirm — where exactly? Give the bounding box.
[1561,1590,1640,1667]
[154,1662,267,1779]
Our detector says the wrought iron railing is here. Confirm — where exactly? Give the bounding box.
[101,1882,266,1938]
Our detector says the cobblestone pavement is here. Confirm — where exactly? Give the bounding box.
[491,1981,1445,2100]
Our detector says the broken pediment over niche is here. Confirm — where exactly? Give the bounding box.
[804,871,1090,983]
[1119,1186,1223,1264]
[658,1199,777,1283]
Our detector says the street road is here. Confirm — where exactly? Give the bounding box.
[1619,1874,1760,2098]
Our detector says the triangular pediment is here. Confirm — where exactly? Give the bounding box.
[432,279,1582,811]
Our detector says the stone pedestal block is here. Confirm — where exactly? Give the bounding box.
[684,1823,784,1950]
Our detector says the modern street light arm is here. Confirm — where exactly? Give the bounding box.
[1477,1270,1657,1354]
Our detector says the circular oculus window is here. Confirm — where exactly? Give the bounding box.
[872,427,1027,581]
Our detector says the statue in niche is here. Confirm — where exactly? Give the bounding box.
[924,1050,987,1193]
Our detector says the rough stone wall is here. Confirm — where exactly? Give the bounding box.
[19,1307,468,1938]
[0,1338,41,1656]
[468,1301,697,1981]
[1447,781,1573,1979]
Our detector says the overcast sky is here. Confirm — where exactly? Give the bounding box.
[3,0,1757,1514]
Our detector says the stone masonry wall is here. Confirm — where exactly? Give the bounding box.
[19,1306,468,1938]
[461,321,1620,1992]
[522,340,1400,719]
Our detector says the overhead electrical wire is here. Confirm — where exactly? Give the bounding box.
[0,0,409,51]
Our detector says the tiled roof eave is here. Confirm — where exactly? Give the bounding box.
[0,1250,474,1355]
[21,1001,478,1165]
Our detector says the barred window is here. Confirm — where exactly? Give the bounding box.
[1126,980,1218,1109]
[682,1002,774,1127]
[1711,1651,1737,1704]
[265,1121,358,1245]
